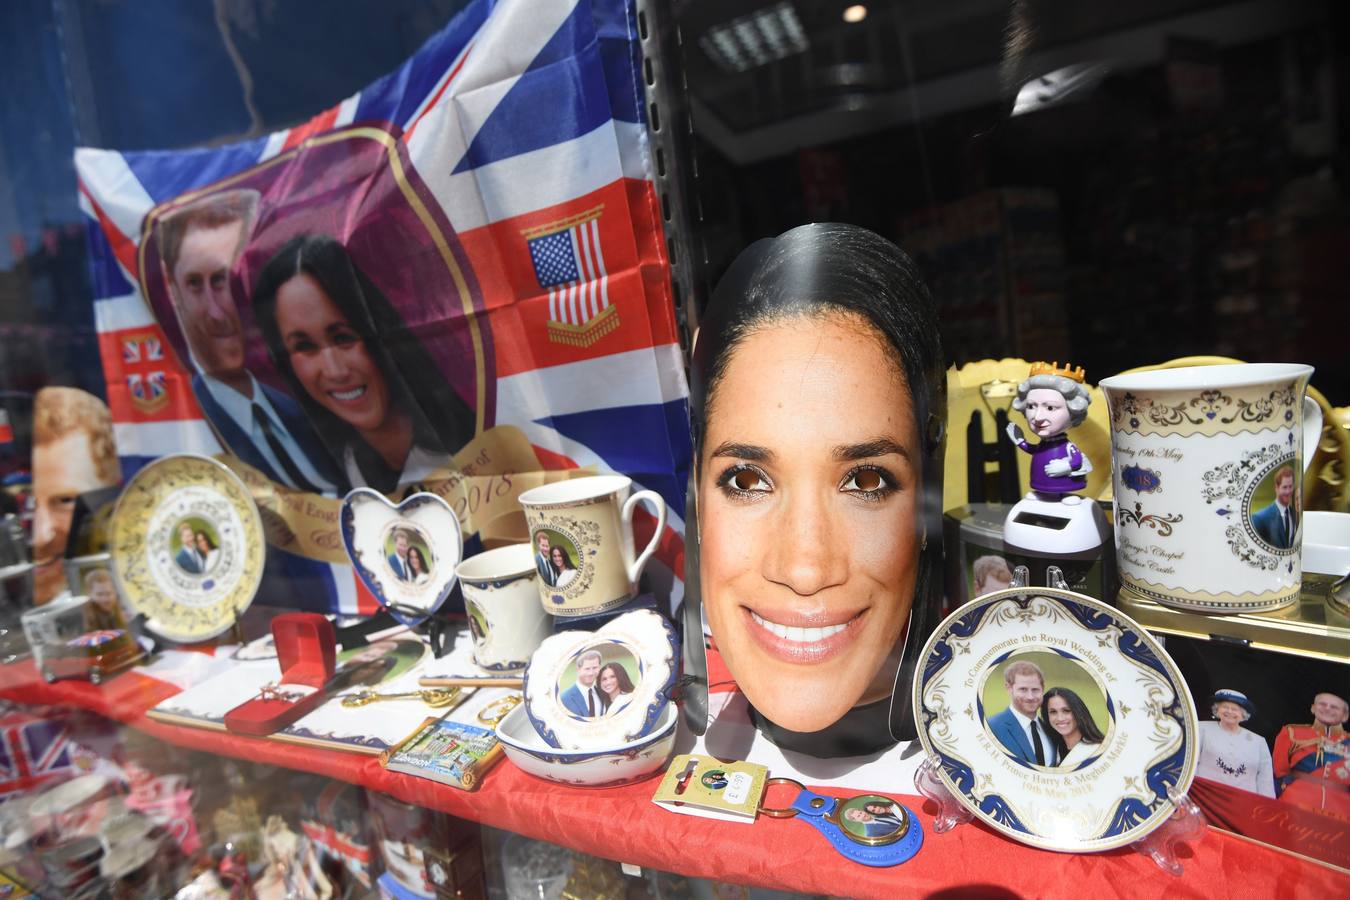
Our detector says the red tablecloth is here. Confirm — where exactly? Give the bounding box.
[2,662,1346,898]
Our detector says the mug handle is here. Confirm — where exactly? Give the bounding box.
[1301,396,1324,473]
[622,489,668,585]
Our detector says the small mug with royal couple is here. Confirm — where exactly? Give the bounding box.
[518,475,667,617]
[988,660,1107,769]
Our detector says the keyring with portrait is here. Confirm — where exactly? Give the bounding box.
[756,779,923,865]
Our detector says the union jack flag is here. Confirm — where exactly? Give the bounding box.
[126,371,167,410]
[0,709,76,800]
[120,332,171,414]
[77,0,690,617]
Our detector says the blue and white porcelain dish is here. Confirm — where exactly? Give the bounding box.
[340,488,463,628]
[522,609,678,750]
[496,701,677,787]
[912,586,1197,853]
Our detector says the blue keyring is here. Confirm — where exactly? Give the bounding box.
[759,778,924,867]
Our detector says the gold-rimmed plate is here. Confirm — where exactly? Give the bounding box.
[912,586,1198,853]
[110,454,265,643]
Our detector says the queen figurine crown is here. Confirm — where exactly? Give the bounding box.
[1028,360,1086,382]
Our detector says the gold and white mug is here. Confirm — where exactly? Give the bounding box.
[518,475,667,617]
[1099,363,1322,613]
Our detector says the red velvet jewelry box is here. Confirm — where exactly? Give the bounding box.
[224,613,336,736]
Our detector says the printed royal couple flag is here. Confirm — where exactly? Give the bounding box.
[77,0,690,617]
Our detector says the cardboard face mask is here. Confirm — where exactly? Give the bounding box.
[689,224,946,749]
[31,388,121,605]
[696,315,921,734]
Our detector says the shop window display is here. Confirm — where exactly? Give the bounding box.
[0,0,1347,896]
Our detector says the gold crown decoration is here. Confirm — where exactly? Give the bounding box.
[1029,361,1086,383]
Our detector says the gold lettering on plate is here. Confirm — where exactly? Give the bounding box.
[1067,641,1116,682]
[965,637,1020,686]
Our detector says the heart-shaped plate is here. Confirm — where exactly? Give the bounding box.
[340,488,463,627]
[523,609,678,750]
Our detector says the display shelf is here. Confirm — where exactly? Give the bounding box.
[2,662,1347,898]
[1119,578,1350,663]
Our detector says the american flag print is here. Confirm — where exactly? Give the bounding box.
[526,206,618,348]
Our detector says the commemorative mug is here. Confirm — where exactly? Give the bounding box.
[1098,363,1322,613]
[454,544,550,672]
[517,475,667,616]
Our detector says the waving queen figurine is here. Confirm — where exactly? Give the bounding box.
[1007,362,1093,502]
[1002,362,1108,553]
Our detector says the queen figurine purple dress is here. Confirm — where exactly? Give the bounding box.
[1006,363,1093,502]
[1001,363,1108,555]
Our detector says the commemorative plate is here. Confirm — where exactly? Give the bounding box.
[110,454,265,643]
[912,587,1197,852]
[523,609,678,750]
[340,488,463,627]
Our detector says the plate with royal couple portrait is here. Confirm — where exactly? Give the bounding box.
[340,488,463,628]
[522,609,679,751]
[913,586,1198,853]
[110,454,266,643]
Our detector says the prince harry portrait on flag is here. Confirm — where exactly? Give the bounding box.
[155,190,339,495]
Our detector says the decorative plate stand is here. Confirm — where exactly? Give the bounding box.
[913,586,1197,852]
[110,455,265,643]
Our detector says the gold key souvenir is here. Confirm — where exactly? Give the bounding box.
[341,687,462,708]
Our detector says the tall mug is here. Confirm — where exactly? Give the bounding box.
[518,475,667,617]
[1098,364,1322,613]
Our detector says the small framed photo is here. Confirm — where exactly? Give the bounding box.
[65,553,129,631]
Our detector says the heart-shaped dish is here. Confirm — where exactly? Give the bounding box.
[340,488,463,627]
[523,609,678,750]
